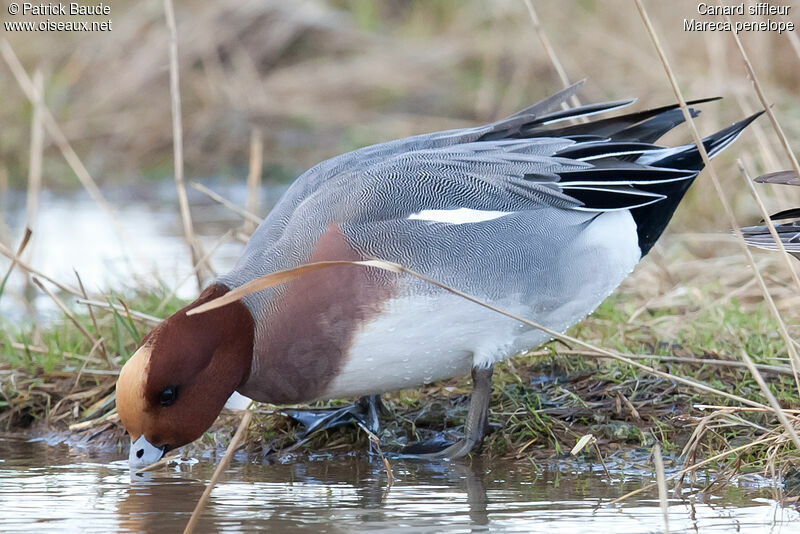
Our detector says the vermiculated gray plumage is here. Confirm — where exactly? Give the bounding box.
[217,83,758,398]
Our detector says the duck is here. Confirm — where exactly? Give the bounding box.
[740,170,800,257]
[117,81,760,469]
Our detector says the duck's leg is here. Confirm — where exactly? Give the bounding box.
[402,364,494,459]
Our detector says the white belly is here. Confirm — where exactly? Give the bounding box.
[320,210,641,399]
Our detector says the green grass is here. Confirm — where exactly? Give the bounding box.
[0,269,797,478]
[0,285,186,430]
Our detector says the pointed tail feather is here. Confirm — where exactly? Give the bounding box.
[741,220,800,256]
[504,80,586,120]
[481,89,636,141]
[754,170,800,186]
[528,97,720,143]
[764,208,800,222]
[639,111,764,170]
[531,99,637,127]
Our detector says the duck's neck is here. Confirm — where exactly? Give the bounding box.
[176,284,255,395]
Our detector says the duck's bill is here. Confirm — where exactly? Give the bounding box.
[128,435,165,470]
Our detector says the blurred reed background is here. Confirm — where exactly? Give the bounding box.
[1,0,797,225]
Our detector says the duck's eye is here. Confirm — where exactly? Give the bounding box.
[159,386,178,407]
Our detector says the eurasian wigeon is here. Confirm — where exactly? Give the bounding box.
[117,81,760,468]
[741,170,800,258]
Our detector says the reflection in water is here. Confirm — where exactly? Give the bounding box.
[459,461,489,526]
[1,437,798,533]
[118,473,211,533]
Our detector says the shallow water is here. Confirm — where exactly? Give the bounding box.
[0,182,288,323]
[0,437,797,533]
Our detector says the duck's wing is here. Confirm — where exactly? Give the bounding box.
[259,112,756,250]
[223,113,758,303]
[255,84,716,243]
[337,139,699,222]
[235,86,762,280]
[281,82,721,204]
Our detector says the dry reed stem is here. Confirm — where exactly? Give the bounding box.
[163,0,203,292]
[244,127,263,235]
[155,229,234,315]
[739,161,800,289]
[188,260,402,314]
[0,39,126,243]
[75,299,162,325]
[73,269,111,367]
[68,410,119,431]
[695,404,800,415]
[66,337,106,392]
[189,259,772,411]
[190,182,264,224]
[1,340,99,362]
[183,410,252,534]
[653,443,670,534]
[725,13,800,187]
[679,409,718,461]
[736,95,782,173]
[521,0,584,115]
[357,422,395,488]
[0,229,31,293]
[26,69,44,234]
[784,14,800,63]
[740,349,800,450]
[633,0,800,395]
[592,441,612,481]
[134,451,182,474]
[611,433,778,504]
[570,434,594,455]
[0,241,80,296]
[32,277,99,350]
[528,349,798,377]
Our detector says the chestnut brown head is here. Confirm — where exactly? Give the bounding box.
[116,284,254,469]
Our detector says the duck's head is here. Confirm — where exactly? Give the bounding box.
[116,284,254,470]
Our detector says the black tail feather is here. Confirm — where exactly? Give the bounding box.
[557,166,697,184]
[545,108,762,255]
[648,111,764,170]
[528,97,720,143]
[529,99,636,127]
[554,141,659,161]
[765,208,800,222]
[559,185,665,211]
[612,108,697,143]
[482,90,760,255]
[480,94,636,141]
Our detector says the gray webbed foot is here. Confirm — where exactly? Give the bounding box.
[282,393,386,439]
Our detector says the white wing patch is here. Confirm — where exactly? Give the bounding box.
[407,207,514,224]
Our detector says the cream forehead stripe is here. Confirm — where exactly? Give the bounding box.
[116,345,151,441]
